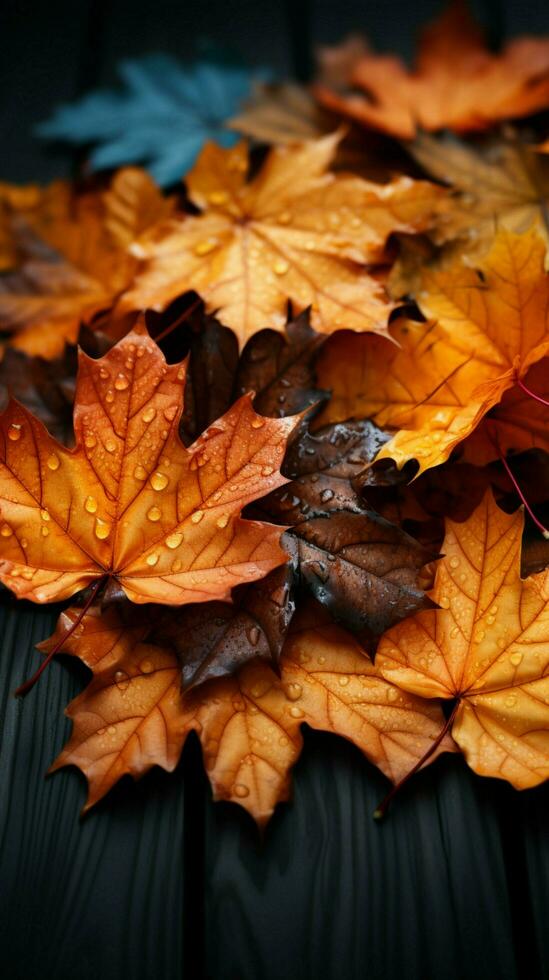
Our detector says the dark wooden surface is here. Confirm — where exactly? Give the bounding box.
[0,2,548,978]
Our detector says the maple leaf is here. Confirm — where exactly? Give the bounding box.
[0,321,296,604]
[315,1,549,139]
[42,603,454,823]
[36,52,260,187]
[377,492,549,790]
[121,134,447,343]
[316,227,549,474]
[0,168,173,357]
[228,82,333,145]
[410,134,549,265]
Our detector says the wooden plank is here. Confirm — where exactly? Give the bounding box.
[0,603,184,980]
[203,731,519,980]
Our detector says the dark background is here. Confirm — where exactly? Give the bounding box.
[0,2,548,979]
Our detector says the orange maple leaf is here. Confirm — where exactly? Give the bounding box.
[0,168,173,358]
[316,227,549,473]
[0,321,296,604]
[315,1,549,139]
[377,492,549,789]
[121,134,446,344]
[42,604,455,823]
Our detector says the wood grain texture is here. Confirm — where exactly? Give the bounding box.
[0,603,184,980]
[203,731,522,980]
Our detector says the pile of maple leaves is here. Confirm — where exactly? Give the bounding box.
[0,1,548,825]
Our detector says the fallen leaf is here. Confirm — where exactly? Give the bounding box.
[228,82,333,144]
[286,513,433,635]
[377,492,549,789]
[36,52,259,187]
[410,134,549,264]
[122,134,446,343]
[315,1,549,139]
[0,169,173,357]
[316,227,549,473]
[44,602,454,823]
[0,320,296,604]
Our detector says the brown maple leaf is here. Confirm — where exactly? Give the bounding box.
[0,320,297,604]
[377,492,549,792]
[315,1,549,140]
[121,134,446,343]
[316,227,549,474]
[0,169,173,358]
[41,603,455,823]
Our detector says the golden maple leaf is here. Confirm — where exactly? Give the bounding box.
[315,1,549,139]
[0,321,296,604]
[122,134,446,344]
[0,168,173,358]
[410,134,549,266]
[316,227,549,473]
[42,603,455,823]
[377,492,549,789]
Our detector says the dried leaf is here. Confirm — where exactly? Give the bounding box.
[0,321,296,604]
[229,82,333,144]
[377,492,549,789]
[316,228,549,473]
[45,603,454,823]
[122,134,446,343]
[0,169,173,357]
[316,1,549,139]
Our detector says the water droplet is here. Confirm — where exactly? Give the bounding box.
[99,368,109,380]
[114,669,130,692]
[439,596,450,609]
[171,558,182,573]
[41,526,49,537]
[510,652,523,667]
[386,687,399,702]
[289,705,304,719]
[262,466,274,476]
[273,259,289,275]
[216,514,229,529]
[209,190,229,206]
[146,552,159,567]
[338,675,350,687]
[191,510,204,524]
[278,211,291,224]
[285,682,302,701]
[320,488,334,503]
[105,438,116,453]
[8,424,22,442]
[449,557,460,569]
[94,518,111,540]
[505,694,517,708]
[0,524,12,537]
[47,453,60,471]
[166,531,183,549]
[108,725,117,736]
[142,407,156,423]
[105,390,114,404]
[233,783,250,798]
[40,509,50,522]
[21,569,33,580]
[250,678,271,698]
[114,373,129,391]
[147,505,162,522]
[84,495,98,514]
[194,237,218,256]
[150,471,168,491]
[164,405,177,422]
[140,659,154,673]
[247,625,260,646]
[133,464,148,481]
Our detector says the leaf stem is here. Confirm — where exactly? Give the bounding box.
[155,297,202,344]
[373,700,459,820]
[497,450,549,540]
[516,377,549,407]
[14,576,107,698]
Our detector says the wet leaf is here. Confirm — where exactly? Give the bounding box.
[377,492,549,789]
